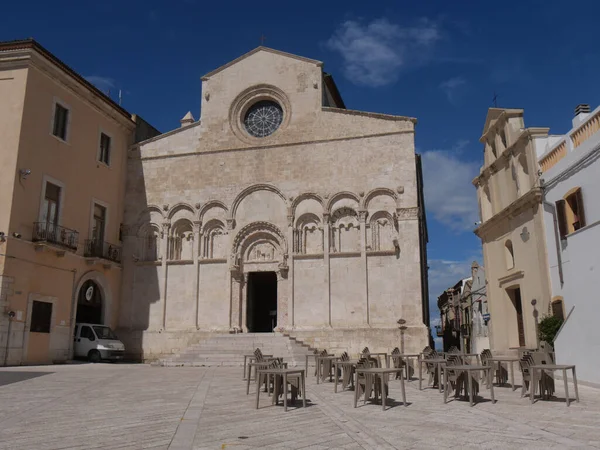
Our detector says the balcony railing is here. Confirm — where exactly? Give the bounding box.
[84,239,122,263]
[32,222,79,251]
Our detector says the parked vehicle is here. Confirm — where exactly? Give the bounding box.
[73,323,125,362]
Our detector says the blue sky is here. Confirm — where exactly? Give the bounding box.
[3,0,600,334]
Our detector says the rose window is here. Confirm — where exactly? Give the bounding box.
[243,100,283,137]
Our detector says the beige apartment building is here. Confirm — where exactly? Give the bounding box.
[0,40,157,365]
[473,108,551,352]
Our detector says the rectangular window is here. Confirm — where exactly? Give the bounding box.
[93,204,107,243]
[30,301,52,333]
[99,132,111,165]
[42,182,61,225]
[52,103,69,141]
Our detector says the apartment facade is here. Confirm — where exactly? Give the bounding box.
[473,108,552,353]
[539,104,600,384]
[0,40,157,365]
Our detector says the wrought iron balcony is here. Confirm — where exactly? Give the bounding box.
[32,222,79,251]
[84,239,121,263]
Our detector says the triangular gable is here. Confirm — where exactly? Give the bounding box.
[481,107,523,139]
[201,46,323,80]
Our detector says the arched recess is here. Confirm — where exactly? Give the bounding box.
[294,213,322,254]
[363,188,398,210]
[169,219,194,260]
[132,205,164,236]
[505,240,515,270]
[330,206,360,253]
[231,221,288,268]
[198,200,228,222]
[74,270,112,325]
[137,223,161,261]
[326,191,360,214]
[230,184,289,222]
[167,202,195,220]
[202,219,227,259]
[291,193,324,217]
[369,211,395,251]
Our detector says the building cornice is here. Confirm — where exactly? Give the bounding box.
[322,107,417,124]
[474,188,542,238]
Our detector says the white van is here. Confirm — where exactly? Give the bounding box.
[73,323,125,362]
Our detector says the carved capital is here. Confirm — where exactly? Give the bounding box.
[358,210,368,223]
[323,213,330,224]
[226,218,236,230]
[287,215,294,228]
[193,220,202,233]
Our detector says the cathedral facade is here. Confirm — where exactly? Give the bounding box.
[119,47,430,358]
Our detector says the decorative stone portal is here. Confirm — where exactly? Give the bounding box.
[246,272,277,332]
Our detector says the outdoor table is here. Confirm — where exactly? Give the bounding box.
[256,368,306,411]
[530,364,579,406]
[354,367,406,411]
[457,353,481,364]
[333,360,359,393]
[390,353,420,381]
[362,352,389,368]
[246,361,286,394]
[444,365,495,407]
[242,354,273,380]
[418,357,447,392]
[316,355,339,384]
[486,356,519,391]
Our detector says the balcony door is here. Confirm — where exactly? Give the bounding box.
[41,182,61,238]
[92,204,106,249]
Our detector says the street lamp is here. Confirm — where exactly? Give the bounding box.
[397,318,407,353]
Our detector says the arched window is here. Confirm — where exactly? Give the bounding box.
[138,224,161,261]
[294,213,322,254]
[504,240,515,270]
[169,220,193,260]
[202,219,226,259]
[330,207,360,253]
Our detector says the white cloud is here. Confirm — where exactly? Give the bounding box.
[85,75,116,92]
[326,18,440,86]
[421,143,481,232]
[439,76,466,103]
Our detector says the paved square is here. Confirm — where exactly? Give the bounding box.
[0,364,599,449]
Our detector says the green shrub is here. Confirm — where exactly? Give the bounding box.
[538,315,563,343]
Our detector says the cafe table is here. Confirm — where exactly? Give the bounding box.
[362,352,389,368]
[354,367,406,411]
[333,360,359,392]
[316,355,339,384]
[390,353,420,381]
[242,354,273,380]
[418,357,447,392]
[256,368,306,411]
[486,356,520,391]
[530,364,579,406]
[246,360,286,394]
[444,364,495,406]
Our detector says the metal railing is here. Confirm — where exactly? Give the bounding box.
[32,222,79,251]
[84,239,121,263]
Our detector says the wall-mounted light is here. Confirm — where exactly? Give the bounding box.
[12,232,21,239]
[0,232,5,243]
[19,169,31,180]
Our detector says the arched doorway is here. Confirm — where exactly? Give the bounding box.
[76,280,103,324]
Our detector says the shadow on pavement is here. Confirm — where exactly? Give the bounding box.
[0,371,53,387]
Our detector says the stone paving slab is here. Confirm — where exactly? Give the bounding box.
[0,364,599,449]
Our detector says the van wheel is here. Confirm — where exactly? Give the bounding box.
[88,350,101,363]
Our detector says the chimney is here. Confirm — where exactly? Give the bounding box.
[180,111,195,128]
[573,104,591,128]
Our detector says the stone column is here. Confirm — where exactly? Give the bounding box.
[226,218,236,331]
[287,214,294,328]
[276,270,289,329]
[241,272,249,332]
[193,220,201,329]
[358,210,369,325]
[323,213,332,327]
[160,221,171,330]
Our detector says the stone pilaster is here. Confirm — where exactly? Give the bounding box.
[241,272,249,332]
[358,210,369,325]
[323,213,332,326]
[160,221,170,329]
[287,214,294,328]
[193,221,201,329]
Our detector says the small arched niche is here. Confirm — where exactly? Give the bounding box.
[504,239,515,270]
[169,219,194,260]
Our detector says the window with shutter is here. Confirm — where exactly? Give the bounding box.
[575,188,586,229]
[555,199,567,240]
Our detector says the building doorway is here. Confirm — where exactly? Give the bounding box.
[76,280,103,324]
[507,287,525,347]
[246,272,277,332]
